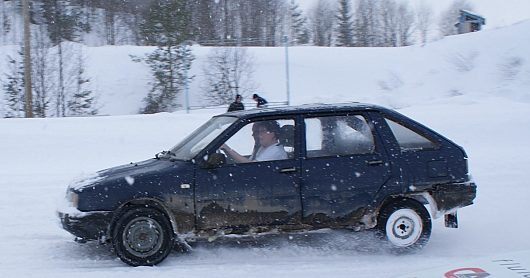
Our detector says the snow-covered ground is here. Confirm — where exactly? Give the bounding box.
[1,21,530,277]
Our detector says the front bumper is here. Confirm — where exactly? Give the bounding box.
[58,210,113,241]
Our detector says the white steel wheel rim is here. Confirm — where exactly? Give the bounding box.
[385,208,423,247]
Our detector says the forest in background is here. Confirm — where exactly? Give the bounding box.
[0,0,474,47]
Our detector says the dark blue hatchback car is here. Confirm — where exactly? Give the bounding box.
[58,103,476,266]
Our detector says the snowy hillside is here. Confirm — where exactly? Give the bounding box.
[0,21,529,277]
[75,18,530,115]
[4,20,529,115]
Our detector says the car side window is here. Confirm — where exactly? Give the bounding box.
[384,118,438,152]
[223,119,295,164]
[305,115,375,158]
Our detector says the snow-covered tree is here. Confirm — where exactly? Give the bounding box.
[335,0,354,47]
[353,0,413,47]
[395,2,414,46]
[190,0,217,44]
[67,46,97,116]
[32,25,54,117]
[0,0,11,45]
[415,2,433,45]
[37,0,90,116]
[201,47,258,105]
[310,0,335,46]
[353,0,379,47]
[1,28,98,118]
[379,0,399,46]
[288,1,310,45]
[2,51,25,118]
[137,0,194,114]
[137,45,194,114]
[40,0,85,45]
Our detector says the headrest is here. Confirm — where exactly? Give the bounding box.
[279,125,295,147]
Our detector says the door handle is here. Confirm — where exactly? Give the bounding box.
[279,167,297,173]
[367,160,384,166]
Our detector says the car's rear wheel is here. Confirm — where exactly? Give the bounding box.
[377,198,431,252]
[112,207,174,266]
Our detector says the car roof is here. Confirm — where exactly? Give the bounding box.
[218,102,390,119]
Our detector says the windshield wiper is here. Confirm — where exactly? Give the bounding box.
[155,150,169,159]
[155,150,177,160]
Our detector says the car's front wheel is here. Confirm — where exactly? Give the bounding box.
[112,207,174,266]
[377,198,431,252]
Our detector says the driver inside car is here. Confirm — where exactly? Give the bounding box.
[221,120,287,163]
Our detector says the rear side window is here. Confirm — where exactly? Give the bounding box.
[305,115,375,158]
[384,118,437,151]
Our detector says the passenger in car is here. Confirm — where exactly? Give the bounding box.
[222,121,287,163]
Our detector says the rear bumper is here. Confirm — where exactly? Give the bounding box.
[431,181,477,212]
[58,210,113,241]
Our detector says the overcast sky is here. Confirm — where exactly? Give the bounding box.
[298,0,530,29]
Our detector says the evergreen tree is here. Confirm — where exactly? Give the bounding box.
[352,0,414,47]
[1,1,11,44]
[239,1,261,45]
[137,0,195,113]
[354,0,379,47]
[335,0,354,47]
[138,45,194,113]
[289,1,310,45]
[211,0,239,46]
[310,0,335,46]
[107,0,124,45]
[262,0,285,46]
[3,52,25,118]
[67,46,97,116]
[415,2,433,46]
[395,2,414,46]
[32,25,53,118]
[41,0,82,45]
[191,0,217,44]
[379,0,398,47]
[120,0,154,45]
[140,0,192,46]
[39,0,86,116]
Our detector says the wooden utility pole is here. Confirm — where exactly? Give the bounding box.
[22,0,33,118]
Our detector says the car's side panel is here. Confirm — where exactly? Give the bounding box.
[74,160,197,233]
[194,159,302,230]
[299,112,393,228]
[300,154,392,227]
[374,111,470,192]
[115,162,197,233]
[156,164,196,233]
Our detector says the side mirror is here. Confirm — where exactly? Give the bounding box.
[205,153,226,168]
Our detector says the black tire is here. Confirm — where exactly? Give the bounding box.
[112,207,174,266]
[377,198,431,252]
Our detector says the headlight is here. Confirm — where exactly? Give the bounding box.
[66,191,79,208]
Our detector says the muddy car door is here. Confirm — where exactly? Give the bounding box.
[194,118,302,231]
[300,113,392,227]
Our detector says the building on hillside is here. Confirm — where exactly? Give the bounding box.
[456,10,486,34]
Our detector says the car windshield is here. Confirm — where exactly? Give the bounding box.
[168,116,238,161]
